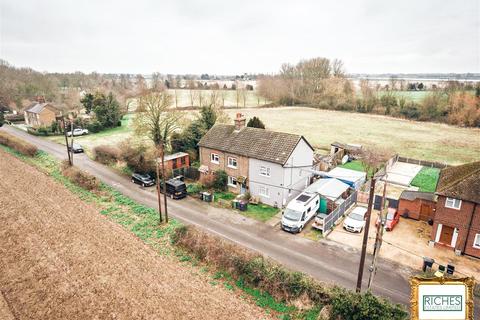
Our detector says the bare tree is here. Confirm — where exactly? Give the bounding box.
[134,91,182,223]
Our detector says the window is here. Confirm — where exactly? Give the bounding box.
[445,197,462,210]
[227,157,237,168]
[259,186,269,197]
[211,153,219,164]
[228,176,237,188]
[260,166,271,177]
[474,234,480,249]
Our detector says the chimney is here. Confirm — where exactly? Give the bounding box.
[234,113,246,131]
[36,95,45,103]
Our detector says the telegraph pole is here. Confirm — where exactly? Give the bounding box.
[356,174,377,293]
[63,118,72,165]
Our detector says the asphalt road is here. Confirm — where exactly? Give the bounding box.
[0,125,443,309]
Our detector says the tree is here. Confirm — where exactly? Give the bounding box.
[80,93,95,114]
[93,92,122,128]
[247,116,265,129]
[135,91,181,224]
[0,111,4,127]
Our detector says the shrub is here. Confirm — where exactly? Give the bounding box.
[213,170,228,191]
[93,145,120,164]
[37,126,49,136]
[86,120,103,133]
[0,131,37,156]
[118,140,156,173]
[61,161,100,191]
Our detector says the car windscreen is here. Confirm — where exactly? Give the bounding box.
[349,213,364,221]
[284,208,302,221]
[386,212,395,220]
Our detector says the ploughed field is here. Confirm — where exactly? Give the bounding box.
[0,149,271,320]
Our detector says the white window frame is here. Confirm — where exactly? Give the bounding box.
[259,166,271,177]
[259,186,269,198]
[227,176,237,188]
[227,157,237,169]
[473,234,480,249]
[210,153,219,164]
[445,197,462,210]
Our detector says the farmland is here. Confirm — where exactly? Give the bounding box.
[167,89,267,108]
[0,148,272,320]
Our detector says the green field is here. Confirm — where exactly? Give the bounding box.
[410,167,441,192]
[167,89,267,108]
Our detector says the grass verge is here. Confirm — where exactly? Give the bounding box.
[410,167,440,192]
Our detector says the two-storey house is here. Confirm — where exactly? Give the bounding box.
[431,161,480,258]
[198,113,314,207]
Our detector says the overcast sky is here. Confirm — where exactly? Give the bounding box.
[0,0,479,75]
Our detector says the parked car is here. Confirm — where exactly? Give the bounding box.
[375,207,400,231]
[67,128,89,136]
[67,143,84,153]
[281,191,320,233]
[343,206,368,233]
[131,173,155,187]
[160,178,187,199]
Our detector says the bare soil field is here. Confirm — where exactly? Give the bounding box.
[0,149,271,320]
[226,107,480,165]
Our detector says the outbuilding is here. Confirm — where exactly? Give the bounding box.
[325,167,366,190]
[305,178,351,213]
[398,190,436,221]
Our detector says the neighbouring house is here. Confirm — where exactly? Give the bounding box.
[305,178,351,213]
[24,98,62,128]
[398,190,436,222]
[325,167,366,190]
[160,152,190,176]
[430,161,480,258]
[198,113,314,207]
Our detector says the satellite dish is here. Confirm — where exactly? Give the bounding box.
[341,155,349,164]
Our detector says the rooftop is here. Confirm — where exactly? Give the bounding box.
[25,103,58,114]
[436,161,480,204]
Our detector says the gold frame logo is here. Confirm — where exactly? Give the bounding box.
[410,276,475,320]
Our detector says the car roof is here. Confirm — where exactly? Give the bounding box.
[166,179,185,187]
[72,143,82,147]
[351,206,367,216]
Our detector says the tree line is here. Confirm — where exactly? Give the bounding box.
[257,57,480,127]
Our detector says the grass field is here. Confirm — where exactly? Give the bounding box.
[410,167,441,192]
[167,89,267,108]
[226,107,480,165]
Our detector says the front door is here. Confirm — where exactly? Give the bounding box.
[240,183,246,194]
[419,204,433,221]
[439,225,454,245]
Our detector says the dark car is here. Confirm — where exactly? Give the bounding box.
[160,178,187,199]
[68,143,84,153]
[131,173,155,187]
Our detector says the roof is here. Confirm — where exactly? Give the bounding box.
[164,152,189,162]
[25,103,57,114]
[400,190,436,202]
[325,167,366,183]
[435,161,480,204]
[331,142,362,151]
[305,178,350,201]
[198,125,313,165]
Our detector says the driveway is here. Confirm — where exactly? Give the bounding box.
[0,125,452,309]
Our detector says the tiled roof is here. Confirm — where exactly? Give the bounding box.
[436,161,480,204]
[198,125,313,165]
[25,103,57,114]
[400,190,436,202]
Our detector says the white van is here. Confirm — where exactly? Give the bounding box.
[281,192,320,233]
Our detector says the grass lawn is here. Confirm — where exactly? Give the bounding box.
[339,160,365,172]
[213,191,279,222]
[410,167,440,192]
[225,107,480,165]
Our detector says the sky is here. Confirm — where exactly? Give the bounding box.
[0,0,479,75]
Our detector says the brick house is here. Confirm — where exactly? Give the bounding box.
[198,113,314,207]
[159,152,190,176]
[430,161,480,258]
[24,98,61,128]
[398,190,436,221]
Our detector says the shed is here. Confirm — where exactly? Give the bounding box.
[325,167,366,190]
[305,178,350,213]
[398,190,436,221]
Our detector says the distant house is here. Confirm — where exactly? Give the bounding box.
[198,113,314,207]
[430,161,480,258]
[160,152,190,176]
[398,190,436,221]
[24,98,61,128]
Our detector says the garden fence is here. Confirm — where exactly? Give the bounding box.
[322,191,357,234]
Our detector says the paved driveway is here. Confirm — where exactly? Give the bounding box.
[385,161,423,186]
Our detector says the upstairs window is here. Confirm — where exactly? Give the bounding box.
[211,153,219,164]
[260,166,271,177]
[474,234,480,249]
[445,197,461,210]
[227,157,238,169]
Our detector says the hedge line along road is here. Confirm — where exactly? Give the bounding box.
[0,124,456,311]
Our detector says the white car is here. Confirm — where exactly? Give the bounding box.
[67,128,89,137]
[343,206,368,233]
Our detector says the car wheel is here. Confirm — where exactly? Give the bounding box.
[142,183,146,187]
[360,227,364,233]
[299,225,303,233]
[170,194,174,199]
[131,179,134,183]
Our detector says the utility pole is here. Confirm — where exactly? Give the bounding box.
[155,146,163,224]
[63,118,72,165]
[356,174,377,293]
[70,121,74,165]
[368,173,388,289]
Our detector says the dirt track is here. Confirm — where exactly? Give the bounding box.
[0,149,271,320]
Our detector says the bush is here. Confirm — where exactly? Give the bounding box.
[37,126,50,136]
[61,161,100,191]
[86,121,103,133]
[213,170,228,191]
[93,145,120,164]
[0,131,37,156]
[118,140,156,173]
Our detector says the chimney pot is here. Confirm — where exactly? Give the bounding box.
[234,113,246,131]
